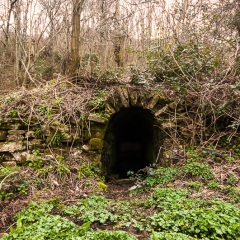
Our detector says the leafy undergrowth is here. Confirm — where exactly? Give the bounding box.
[0,150,240,239]
[1,188,240,240]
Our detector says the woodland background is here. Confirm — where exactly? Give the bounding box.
[0,0,239,89]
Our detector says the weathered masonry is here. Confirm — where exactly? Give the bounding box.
[0,85,178,178]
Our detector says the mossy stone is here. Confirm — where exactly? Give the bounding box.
[89,138,103,150]
[90,124,107,139]
[88,113,108,124]
[0,123,22,130]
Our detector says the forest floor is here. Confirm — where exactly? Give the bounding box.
[0,156,239,239]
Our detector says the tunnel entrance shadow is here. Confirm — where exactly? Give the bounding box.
[101,107,161,179]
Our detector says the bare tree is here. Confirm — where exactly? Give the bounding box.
[4,0,19,48]
[13,0,21,86]
[69,0,85,78]
[0,0,238,89]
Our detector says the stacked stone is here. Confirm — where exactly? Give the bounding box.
[0,85,177,169]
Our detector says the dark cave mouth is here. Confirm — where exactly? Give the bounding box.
[101,107,160,179]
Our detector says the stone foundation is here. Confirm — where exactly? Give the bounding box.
[0,85,178,177]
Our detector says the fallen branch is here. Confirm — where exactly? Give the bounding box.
[0,171,18,190]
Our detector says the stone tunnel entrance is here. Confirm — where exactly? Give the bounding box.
[101,107,162,179]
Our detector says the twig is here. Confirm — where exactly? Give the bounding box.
[0,171,18,190]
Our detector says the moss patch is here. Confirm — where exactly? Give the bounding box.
[90,124,107,140]
[89,138,103,151]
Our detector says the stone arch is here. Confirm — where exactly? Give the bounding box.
[106,86,170,115]
[101,106,163,179]
[87,85,174,179]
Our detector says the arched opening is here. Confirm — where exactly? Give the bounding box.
[101,107,162,179]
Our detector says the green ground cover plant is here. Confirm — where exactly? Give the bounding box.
[145,167,178,187]
[147,192,240,239]
[62,195,117,224]
[84,230,138,240]
[1,147,239,239]
[3,215,91,240]
[181,161,214,181]
[149,231,196,240]
[1,199,137,240]
[3,185,239,240]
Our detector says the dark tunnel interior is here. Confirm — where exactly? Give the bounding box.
[102,107,157,179]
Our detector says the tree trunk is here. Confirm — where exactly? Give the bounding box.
[113,0,123,68]
[235,0,240,36]
[69,0,84,79]
[14,0,21,86]
[234,0,240,75]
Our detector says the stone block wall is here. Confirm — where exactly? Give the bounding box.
[0,85,180,172]
[0,114,108,167]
